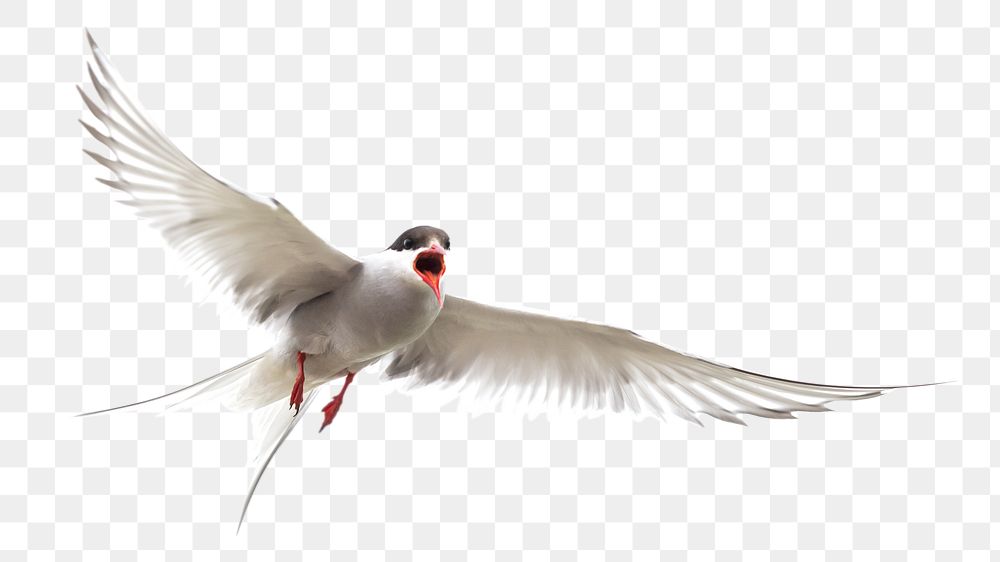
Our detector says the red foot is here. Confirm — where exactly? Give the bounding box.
[289,351,306,415]
[319,371,356,432]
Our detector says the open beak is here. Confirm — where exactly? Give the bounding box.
[413,244,446,306]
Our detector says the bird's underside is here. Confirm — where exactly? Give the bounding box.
[77,30,937,531]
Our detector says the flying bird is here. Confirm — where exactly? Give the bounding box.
[77,32,932,528]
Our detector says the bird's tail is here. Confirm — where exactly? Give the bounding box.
[78,353,267,417]
[78,351,322,533]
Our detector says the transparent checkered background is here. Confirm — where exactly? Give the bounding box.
[1,0,995,559]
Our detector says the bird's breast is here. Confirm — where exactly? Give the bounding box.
[283,267,442,363]
[352,271,442,351]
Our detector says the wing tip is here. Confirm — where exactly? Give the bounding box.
[894,380,953,389]
[84,29,107,60]
[85,28,98,51]
[76,82,97,107]
[82,147,113,169]
[78,118,108,145]
[85,61,101,88]
[729,364,950,397]
[839,380,951,398]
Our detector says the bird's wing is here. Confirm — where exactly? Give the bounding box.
[385,296,920,425]
[79,31,358,325]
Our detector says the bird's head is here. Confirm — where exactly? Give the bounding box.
[386,226,450,306]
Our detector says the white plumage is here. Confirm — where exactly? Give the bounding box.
[78,31,932,531]
[79,32,358,327]
[386,296,899,425]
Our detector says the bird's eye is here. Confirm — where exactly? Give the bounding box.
[444,240,451,250]
[402,238,414,250]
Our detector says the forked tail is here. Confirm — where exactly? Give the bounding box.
[78,351,320,533]
[78,353,267,417]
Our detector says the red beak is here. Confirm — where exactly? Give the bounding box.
[413,244,446,306]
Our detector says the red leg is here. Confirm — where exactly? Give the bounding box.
[319,371,356,432]
[289,351,306,414]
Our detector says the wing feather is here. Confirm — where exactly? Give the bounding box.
[386,296,930,425]
[79,31,358,325]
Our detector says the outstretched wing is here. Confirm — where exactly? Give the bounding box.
[385,296,924,425]
[79,31,358,325]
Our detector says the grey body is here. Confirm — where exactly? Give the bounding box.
[227,249,446,411]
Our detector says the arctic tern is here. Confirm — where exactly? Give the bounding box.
[77,32,932,528]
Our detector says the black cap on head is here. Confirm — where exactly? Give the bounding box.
[388,226,451,251]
